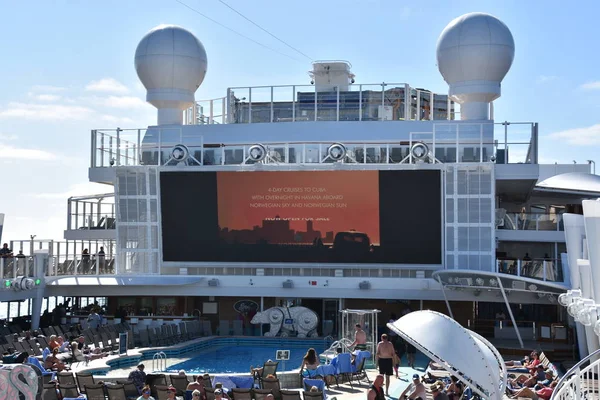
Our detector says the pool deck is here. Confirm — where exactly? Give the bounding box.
[71,339,511,400]
[70,337,429,400]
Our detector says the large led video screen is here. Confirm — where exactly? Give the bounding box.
[160,170,442,264]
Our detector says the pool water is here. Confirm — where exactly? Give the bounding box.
[166,343,327,374]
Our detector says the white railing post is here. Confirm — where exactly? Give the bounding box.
[249,87,253,124]
[91,130,96,168]
[67,199,72,231]
[292,86,296,122]
[221,97,226,124]
[416,90,421,121]
[116,127,122,166]
[336,86,340,122]
[358,85,363,121]
[270,86,274,123]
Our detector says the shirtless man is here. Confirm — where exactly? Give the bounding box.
[376,334,395,396]
[350,324,367,350]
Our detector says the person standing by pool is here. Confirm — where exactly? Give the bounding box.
[129,363,147,394]
[376,334,395,396]
[350,324,367,351]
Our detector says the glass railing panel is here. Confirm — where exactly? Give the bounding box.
[492,122,534,164]
[303,144,321,163]
[223,146,245,165]
[248,87,272,123]
[499,213,563,231]
[272,86,295,122]
[496,258,563,282]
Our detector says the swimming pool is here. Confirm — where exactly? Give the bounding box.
[165,339,327,374]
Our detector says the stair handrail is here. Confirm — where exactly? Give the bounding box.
[550,347,600,400]
[152,351,167,372]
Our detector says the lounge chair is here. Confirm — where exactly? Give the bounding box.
[253,360,279,387]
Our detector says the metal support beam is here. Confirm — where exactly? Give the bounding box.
[496,275,524,349]
[437,276,454,319]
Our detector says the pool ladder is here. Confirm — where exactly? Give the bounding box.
[152,351,167,372]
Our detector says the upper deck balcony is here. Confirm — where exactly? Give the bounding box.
[64,193,115,240]
[89,83,538,170]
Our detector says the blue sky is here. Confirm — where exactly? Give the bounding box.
[1,0,599,241]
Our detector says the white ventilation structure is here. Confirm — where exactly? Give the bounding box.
[135,25,208,125]
[436,13,515,120]
[309,61,355,92]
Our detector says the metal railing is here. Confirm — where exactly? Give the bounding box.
[152,351,167,372]
[67,194,115,231]
[551,348,600,400]
[498,212,563,231]
[90,121,537,168]
[224,83,456,123]
[0,255,115,278]
[184,97,227,125]
[496,258,563,282]
[0,256,34,279]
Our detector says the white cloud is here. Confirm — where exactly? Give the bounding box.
[0,133,18,141]
[86,95,149,109]
[536,75,557,84]
[580,81,600,90]
[0,102,94,121]
[34,182,111,199]
[85,78,129,94]
[549,124,600,146]
[100,114,136,124]
[28,93,61,101]
[0,144,58,161]
[30,85,66,93]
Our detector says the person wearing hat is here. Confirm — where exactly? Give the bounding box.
[215,388,224,400]
[129,362,147,394]
[430,381,449,400]
[533,370,555,391]
[399,374,426,400]
[166,385,177,399]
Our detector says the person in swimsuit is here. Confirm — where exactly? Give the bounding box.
[351,324,367,351]
[376,334,395,396]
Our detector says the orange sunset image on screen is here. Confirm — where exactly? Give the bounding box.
[216,171,380,246]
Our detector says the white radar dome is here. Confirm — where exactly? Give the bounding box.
[135,24,208,125]
[436,12,514,120]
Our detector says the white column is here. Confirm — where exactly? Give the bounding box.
[583,200,600,302]
[563,213,589,359]
[31,250,49,330]
[579,260,599,357]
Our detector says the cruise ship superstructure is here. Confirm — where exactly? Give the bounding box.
[2,12,600,365]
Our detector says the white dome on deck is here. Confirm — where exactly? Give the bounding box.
[436,12,514,120]
[135,24,208,125]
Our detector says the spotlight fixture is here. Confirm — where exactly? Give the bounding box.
[411,142,429,161]
[171,144,190,163]
[327,143,347,161]
[558,289,582,306]
[248,144,267,162]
